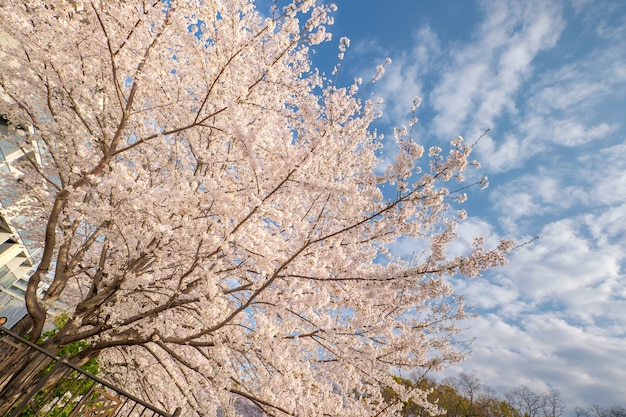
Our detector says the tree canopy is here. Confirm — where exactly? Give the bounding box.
[0,1,511,415]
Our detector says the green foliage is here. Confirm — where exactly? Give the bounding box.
[39,314,99,375]
[382,374,549,417]
[16,375,97,417]
[11,315,102,416]
[39,314,72,342]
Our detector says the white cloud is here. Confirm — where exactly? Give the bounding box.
[430,0,564,139]
[447,305,626,408]
[440,136,626,406]
[507,219,621,298]
[478,41,626,171]
[346,0,626,410]
[584,203,626,244]
[386,234,431,261]
[444,204,626,408]
[581,142,626,206]
[376,25,441,124]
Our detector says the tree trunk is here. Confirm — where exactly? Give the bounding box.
[0,345,53,415]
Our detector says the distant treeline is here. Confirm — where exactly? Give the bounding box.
[388,373,625,417]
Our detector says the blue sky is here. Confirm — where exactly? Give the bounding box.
[303,0,626,411]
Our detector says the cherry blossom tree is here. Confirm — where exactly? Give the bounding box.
[0,0,512,415]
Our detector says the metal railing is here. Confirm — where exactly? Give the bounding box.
[0,325,181,417]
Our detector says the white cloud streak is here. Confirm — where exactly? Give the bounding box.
[430,0,564,139]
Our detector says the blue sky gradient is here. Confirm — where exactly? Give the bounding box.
[300,0,626,411]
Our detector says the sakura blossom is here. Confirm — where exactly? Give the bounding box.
[0,1,511,415]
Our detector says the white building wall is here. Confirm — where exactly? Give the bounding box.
[0,29,68,327]
[0,120,41,327]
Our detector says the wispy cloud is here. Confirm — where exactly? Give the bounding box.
[374,0,626,410]
[376,25,441,124]
[430,0,564,139]
[451,309,626,406]
[452,196,626,408]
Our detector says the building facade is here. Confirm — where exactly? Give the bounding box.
[0,116,45,327]
[0,28,70,327]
